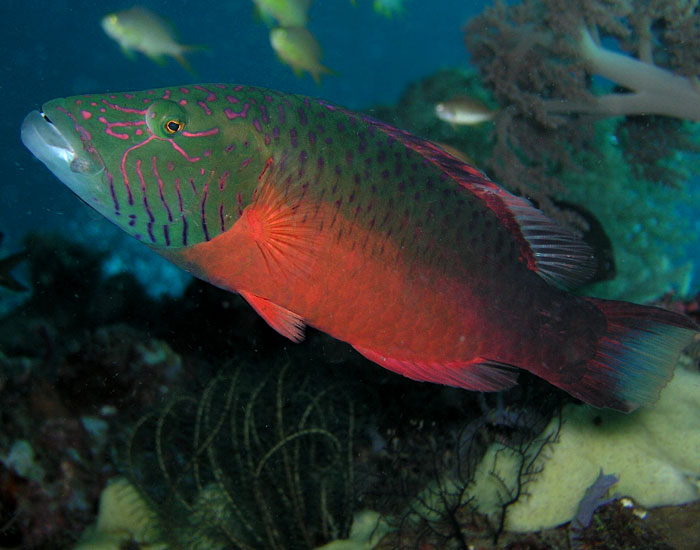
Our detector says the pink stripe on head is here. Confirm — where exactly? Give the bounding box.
[168,139,201,162]
[181,128,219,138]
[101,99,147,114]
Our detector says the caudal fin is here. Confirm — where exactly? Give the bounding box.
[571,298,697,412]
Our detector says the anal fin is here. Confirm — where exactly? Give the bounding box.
[353,345,518,391]
[240,290,306,342]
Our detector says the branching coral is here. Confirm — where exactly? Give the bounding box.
[466,0,700,124]
[368,392,558,549]
[465,0,700,199]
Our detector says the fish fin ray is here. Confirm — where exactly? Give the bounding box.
[146,53,167,66]
[239,155,328,283]
[353,345,518,391]
[561,298,698,412]
[445,171,595,288]
[240,290,306,342]
[479,189,596,288]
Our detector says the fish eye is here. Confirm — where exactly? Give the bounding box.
[145,99,187,138]
[165,119,184,134]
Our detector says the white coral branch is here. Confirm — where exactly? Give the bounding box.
[544,26,700,121]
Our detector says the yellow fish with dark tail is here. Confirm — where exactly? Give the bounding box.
[270,27,333,84]
[101,6,202,75]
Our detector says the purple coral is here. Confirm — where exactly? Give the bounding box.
[570,469,619,548]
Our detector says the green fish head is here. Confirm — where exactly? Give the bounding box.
[22,85,250,248]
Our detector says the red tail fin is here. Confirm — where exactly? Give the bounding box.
[567,298,697,412]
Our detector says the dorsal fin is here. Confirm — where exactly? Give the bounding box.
[338,109,596,289]
[463,180,596,288]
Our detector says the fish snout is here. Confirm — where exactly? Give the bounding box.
[21,109,106,203]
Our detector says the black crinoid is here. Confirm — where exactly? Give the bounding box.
[125,358,358,550]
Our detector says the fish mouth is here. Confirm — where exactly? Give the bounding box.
[21,108,104,178]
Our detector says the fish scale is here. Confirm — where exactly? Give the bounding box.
[21,83,699,412]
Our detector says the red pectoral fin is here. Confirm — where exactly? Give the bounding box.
[237,155,329,283]
[240,290,306,342]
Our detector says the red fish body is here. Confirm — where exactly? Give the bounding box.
[21,84,697,412]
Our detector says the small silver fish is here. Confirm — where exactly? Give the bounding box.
[435,96,495,125]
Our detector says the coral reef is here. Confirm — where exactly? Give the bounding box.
[462,0,700,300]
[0,235,187,549]
[5,50,700,544]
[560,119,696,302]
[466,0,700,123]
[73,477,164,550]
[500,363,700,532]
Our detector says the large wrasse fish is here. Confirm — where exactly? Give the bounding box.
[20,84,698,412]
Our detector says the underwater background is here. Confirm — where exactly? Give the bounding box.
[2,0,700,549]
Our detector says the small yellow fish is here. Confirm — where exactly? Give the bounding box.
[373,0,405,18]
[101,6,200,74]
[253,0,313,27]
[435,96,495,126]
[269,27,333,84]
